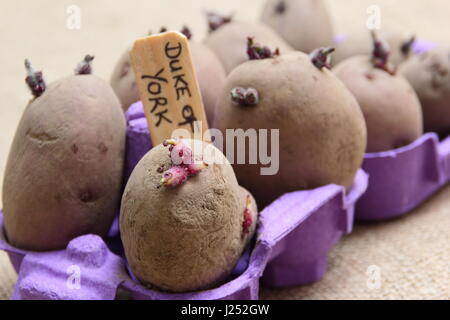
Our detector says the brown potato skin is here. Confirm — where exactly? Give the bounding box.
[110,42,226,124]
[205,21,294,74]
[2,75,126,251]
[190,42,227,124]
[213,52,367,208]
[261,0,334,53]
[110,48,139,112]
[120,140,257,293]
[334,56,423,152]
[400,48,450,137]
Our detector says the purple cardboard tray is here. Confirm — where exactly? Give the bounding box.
[356,133,450,220]
[0,169,366,300]
[0,101,368,299]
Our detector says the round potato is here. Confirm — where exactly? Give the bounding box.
[334,55,423,152]
[333,30,415,67]
[120,139,257,292]
[213,51,367,208]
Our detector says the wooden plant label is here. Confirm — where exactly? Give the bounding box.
[129,31,209,146]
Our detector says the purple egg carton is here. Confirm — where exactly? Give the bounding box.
[0,101,368,299]
[0,169,366,300]
[0,211,262,300]
[356,133,450,220]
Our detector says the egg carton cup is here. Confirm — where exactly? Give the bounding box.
[356,133,450,221]
[0,101,368,300]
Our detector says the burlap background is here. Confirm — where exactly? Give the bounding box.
[1,0,449,300]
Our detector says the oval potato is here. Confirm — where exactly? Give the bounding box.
[2,75,126,251]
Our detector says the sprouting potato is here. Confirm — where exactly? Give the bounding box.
[334,32,423,152]
[2,57,126,251]
[120,139,258,292]
[213,42,367,208]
